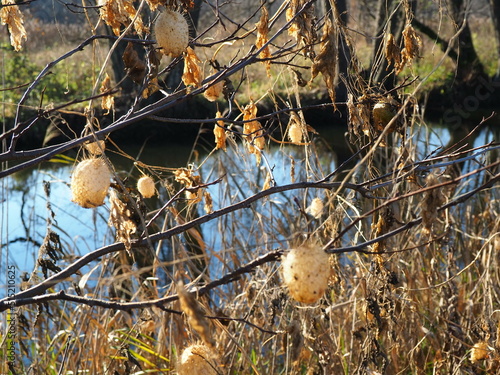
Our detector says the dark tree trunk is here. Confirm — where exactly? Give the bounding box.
[489,0,500,78]
[370,0,405,89]
[446,0,485,83]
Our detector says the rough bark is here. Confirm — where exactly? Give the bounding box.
[489,0,500,78]
[446,0,485,83]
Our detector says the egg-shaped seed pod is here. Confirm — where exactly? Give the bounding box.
[282,244,330,304]
[71,158,111,208]
[137,175,155,198]
[178,344,218,375]
[154,10,189,57]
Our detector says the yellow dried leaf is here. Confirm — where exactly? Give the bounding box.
[204,78,224,102]
[255,6,271,77]
[214,111,227,151]
[174,167,202,204]
[100,73,114,113]
[98,0,148,37]
[242,101,265,164]
[262,172,272,191]
[0,0,27,51]
[142,77,160,98]
[182,47,203,88]
[310,18,337,107]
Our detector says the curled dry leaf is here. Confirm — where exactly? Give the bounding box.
[255,6,271,77]
[310,18,337,107]
[108,189,137,250]
[182,47,203,88]
[123,42,146,84]
[174,167,202,203]
[385,33,402,72]
[242,101,265,164]
[401,24,422,69]
[98,0,148,37]
[204,75,224,102]
[347,93,371,140]
[286,0,317,57]
[100,73,114,114]
[213,111,227,151]
[0,0,27,51]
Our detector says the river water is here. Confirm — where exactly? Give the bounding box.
[1,122,477,294]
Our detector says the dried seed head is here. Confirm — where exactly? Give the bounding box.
[178,344,218,375]
[282,243,330,303]
[137,176,155,198]
[470,341,489,363]
[372,102,395,132]
[288,112,304,144]
[71,158,111,208]
[306,197,324,219]
[154,10,189,57]
[84,140,106,155]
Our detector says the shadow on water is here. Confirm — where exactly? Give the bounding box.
[2,110,497,291]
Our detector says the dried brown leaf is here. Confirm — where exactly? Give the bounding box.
[123,42,146,84]
[310,18,337,107]
[0,0,27,51]
[108,189,137,251]
[385,33,402,72]
[255,6,271,77]
[286,0,317,57]
[243,101,265,164]
[182,47,203,88]
[401,24,421,69]
[100,73,114,114]
[214,111,227,151]
[98,0,148,36]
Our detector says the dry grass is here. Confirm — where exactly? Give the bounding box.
[2,2,500,374]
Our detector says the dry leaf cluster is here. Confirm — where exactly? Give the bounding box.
[242,101,265,164]
[0,0,27,51]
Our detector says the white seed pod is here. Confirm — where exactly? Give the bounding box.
[137,176,155,198]
[178,344,218,375]
[305,197,324,219]
[154,10,189,57]
[282,244,330,304]
[203,80,224,102]
[288,121,303,144]
[71,158,111,208]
